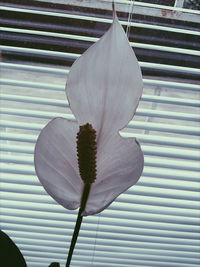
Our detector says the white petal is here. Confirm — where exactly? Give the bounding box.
[84,134,144,215]
[66,13,143,140]
[34,118,83,210]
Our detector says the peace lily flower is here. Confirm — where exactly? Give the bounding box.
[34,10,144,217]
[35,7,144,266]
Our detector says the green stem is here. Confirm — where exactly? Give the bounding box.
[65,183,91,267]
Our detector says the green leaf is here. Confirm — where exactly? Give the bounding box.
[0,230,27,267]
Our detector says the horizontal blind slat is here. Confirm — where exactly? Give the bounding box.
[11,235,189,251]
[1,176,199,200]
[0,6,199,35]
[1,3,200,267]
[4,229,200,248]
[2,168,200,193]
[1,206,200,231]
[1,195,199,217]
[1,63,199,92]
[1,118,200,135]
[1,46,200,74]
[10,242,200,261]
[2,91,199,107]
[1,218,199,244]
[1,143,199,161]
[1,153,200,172]
[1,131,199,149]
[2,27,200,56]
[1,107,200,121]
[1,191,198,210]
[4,247,199,266]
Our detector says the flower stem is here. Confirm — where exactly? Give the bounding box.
[65,183,91,267]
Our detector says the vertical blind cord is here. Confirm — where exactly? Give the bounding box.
[126,0,135,38]
[90,213,101,266]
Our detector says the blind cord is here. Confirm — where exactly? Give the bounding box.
[126,0,135,38]
[90,213,101,266]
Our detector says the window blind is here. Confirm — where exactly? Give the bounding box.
[0,1,200,267]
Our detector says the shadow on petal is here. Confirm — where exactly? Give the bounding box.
[34,117,83,210]
[84,134,144,215]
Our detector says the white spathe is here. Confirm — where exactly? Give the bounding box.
[34,11,144,216]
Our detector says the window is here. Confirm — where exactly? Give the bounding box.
[1,1,200,266]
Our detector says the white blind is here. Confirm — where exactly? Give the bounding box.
[1,1,200,266]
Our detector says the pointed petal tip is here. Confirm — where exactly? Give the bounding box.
[66,2,143,137]
[112,1,118,22]
[112,1,116,16]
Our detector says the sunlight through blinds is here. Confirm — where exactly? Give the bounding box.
[0,1,200,266]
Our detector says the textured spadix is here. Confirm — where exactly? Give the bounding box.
[34,11,144,216]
